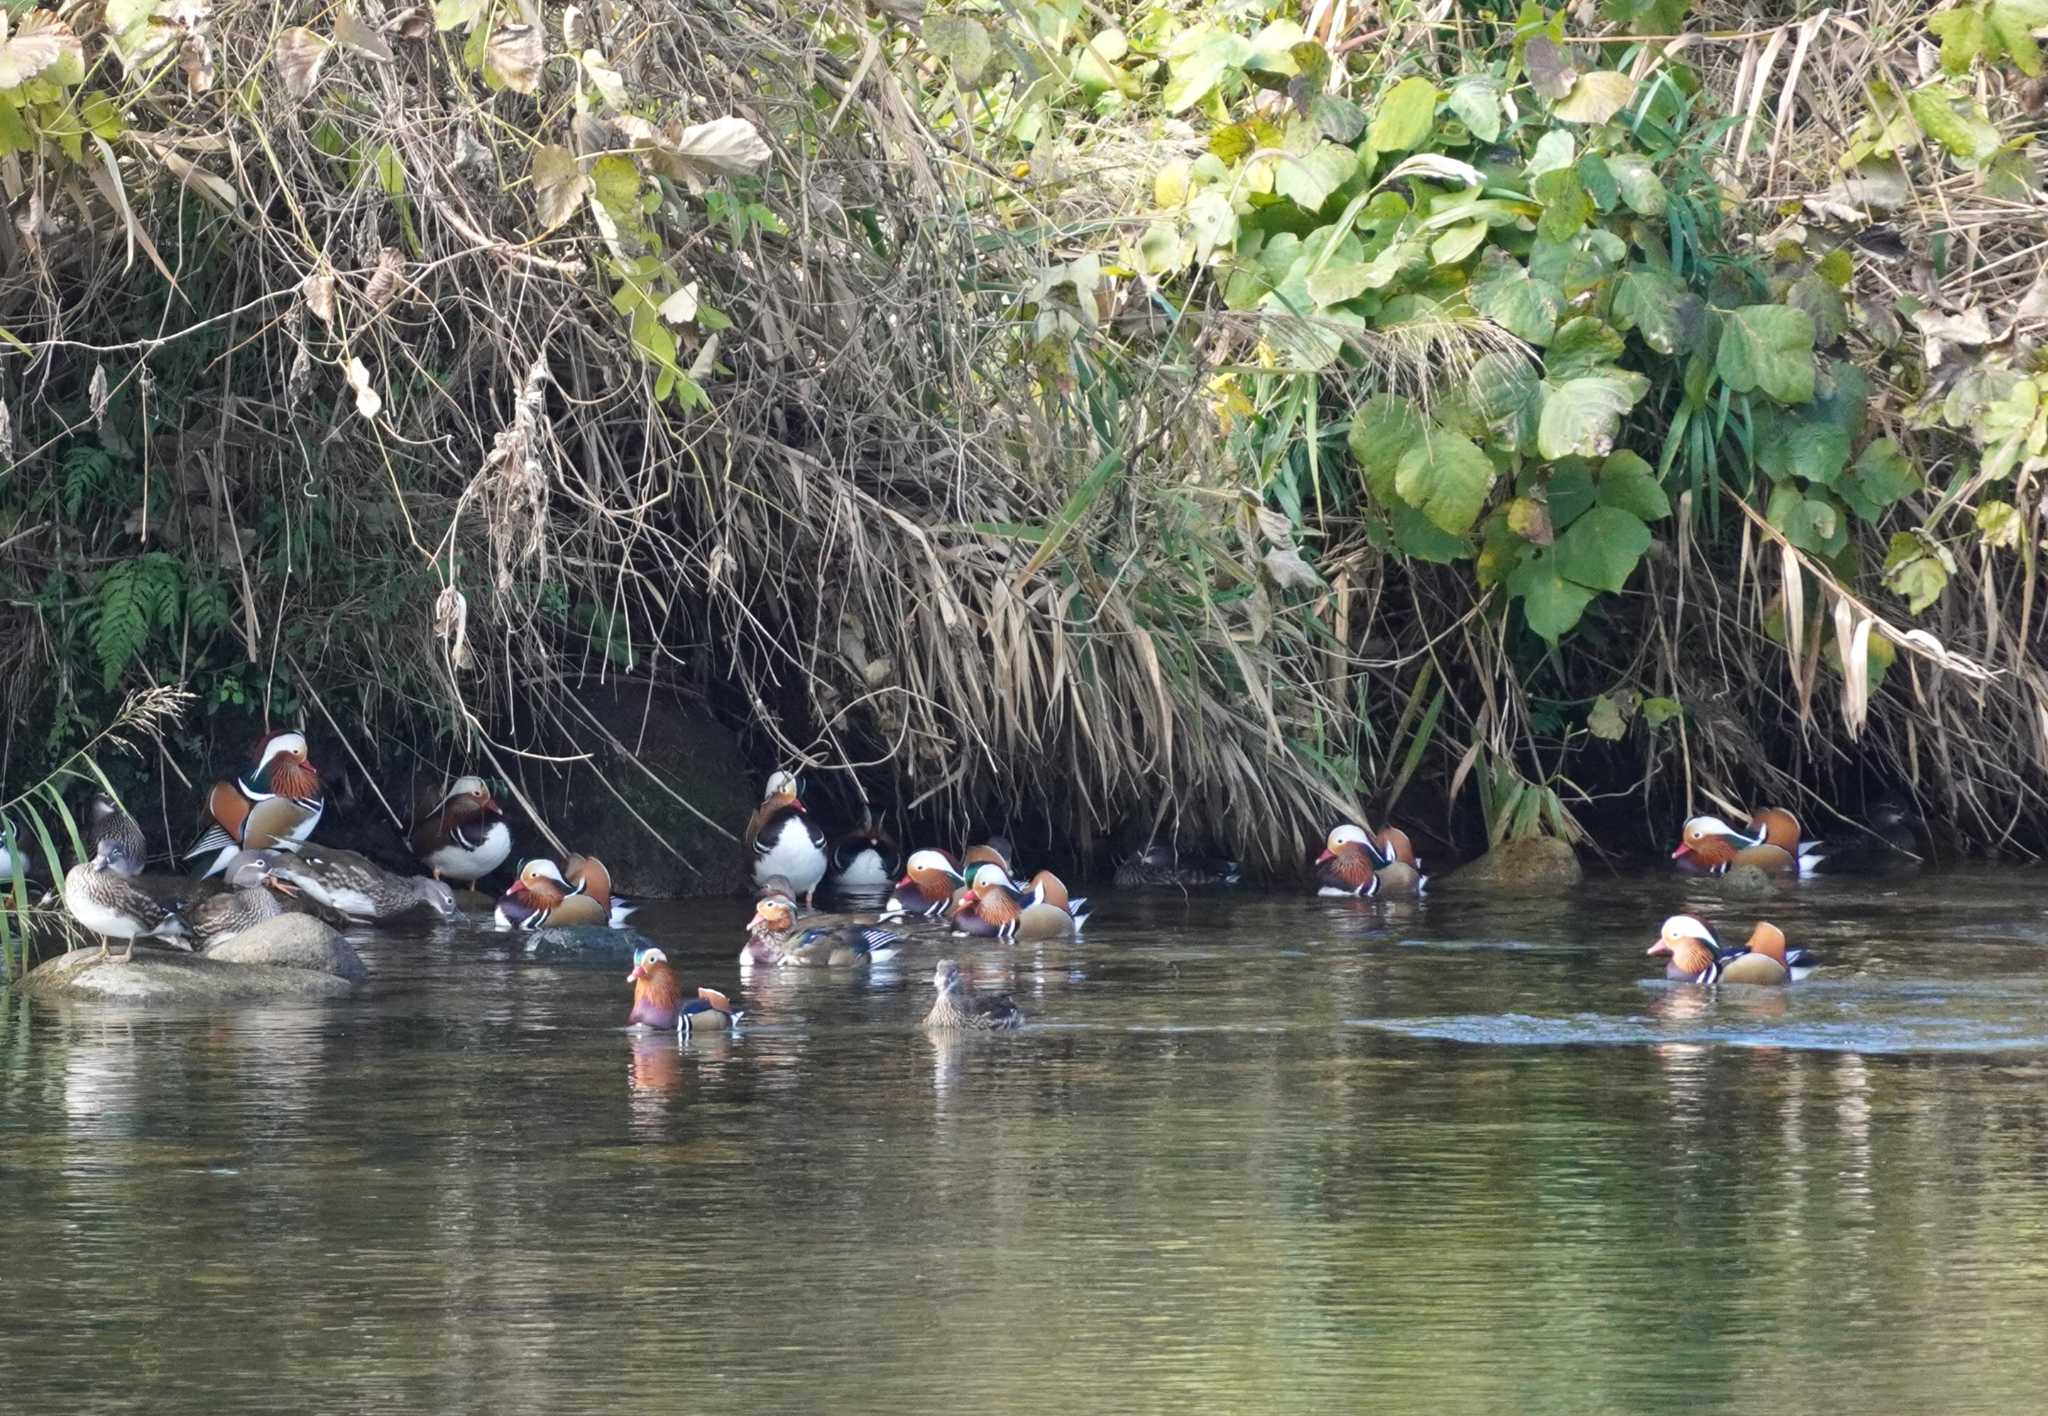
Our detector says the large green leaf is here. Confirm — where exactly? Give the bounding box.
[1553,505,1651,591]
[1469,250,1563,344]
[1611,267,1697,354]
[1766,484,1846,556]
[1553,70,1636,125]
[1839,437,1923,522]
[924,16,993,84]
[1347,395,1426,504]
[1595,451,1671,522]
[1448,76,1503,142]
[1164,31,1249,113]
[1509,553,1596,642]
[1882,531,1952,612]
[1469,351,1543,451]
[1395,428,1495,534]
[1275,142,1359,212]
[1754,413,1851,486]
[1716,305,1815,403]
[1907,83,2001,161]
[1369,77,1439,154]
[1391,502,1475,562]
[1544,317,1624,381]
[1545,464,1598,529]
[1605,154,1668,215]
[1536,372,1648,458]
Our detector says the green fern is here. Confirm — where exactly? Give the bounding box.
[91,562,148,689]
[187,576,231,634]
[134,552,184,630]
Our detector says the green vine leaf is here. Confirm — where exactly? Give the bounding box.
[1716,305,1816,403]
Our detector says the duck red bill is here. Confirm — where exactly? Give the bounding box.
[1670,842,1693,858]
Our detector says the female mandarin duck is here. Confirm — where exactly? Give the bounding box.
[1114,841,1243,887]
[409,776,512,888]
[741,889,886,965]
[1672,807,1825,877]
[269,843,458,922]
[186,731,325,878]
[188,850,303,949]
[781,923,905,967]
[923,958,1024,1031]
[63,837,190,960]
[87,793,146,877]
[951,862,1090,941]
[494,855,634,930]
[1646,914,1817,984]
[1315,823,1427,898]
[746,771,828,905]
[827,819,901,894]
[883,848,965,921]
[626,947,741,1032]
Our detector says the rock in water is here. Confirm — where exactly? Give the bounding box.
[1715,862,1777,896]
[1444,837,1583,893]
[525,925,661,962]
[16,944,361,1005]
[203,914,369,983]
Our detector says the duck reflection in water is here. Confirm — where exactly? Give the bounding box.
[628,1036,682,1097]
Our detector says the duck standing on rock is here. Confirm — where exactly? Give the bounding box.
[1315,823,1427,898]
[747,771,827,905]
[62,838,189,960]
[626,947,741,1033]
[923,959,1024,1031]
[410,776,512,890]
[1672,808,1824,877]
[1646,914,1818,984]
[952,863,1089,940]
[186,732,325,879]
[270,843,458,922]
[87,794,147,876]
[495,856,633,930]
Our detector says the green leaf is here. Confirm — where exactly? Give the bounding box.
[1448,76,1503,142]
[1544,317,1624,380]
[1553,504,1651,591]
[1469,351,1543,452]
[1786,270,1849,344]
[1755,412,1851,486]
[592,154,641,218]
[1545,464,1598,529]
[1612,267,1697,354]
[1587,693,1629,740]
[1525,129,1577,179]
[1275,142,1359,212]
[1576,154,1618,211]
[1533,167,1593,241]
[1536,372,1648,459]
[1991,0,2048,75]
[1164,32,1249,113]
[1839,437,1922,521]
[1509,554,1596,642]
[1603,0,1689,36]
[1717,305,1816,403]
[924,16,993,85]
[1430,219,1488,266]
[1882,531,1951,613]
[92,561,148,690]
[1369,76,1439,155]
[1469,249,1563,344]
[1395,428,1496,534]
[1605,154,1668,216]
[1977,498,2021,549]
[1642,696,1683,727]
[1766,483,1845,555]
[1348,395,1426,504]
[1908,84,2001,162]
[1553,70,1636,125]
[1929,3,1987,73]
[1391,502,1475,562]
[1596,451,1671,521]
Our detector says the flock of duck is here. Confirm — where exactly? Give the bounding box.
[21,732,1897,1033]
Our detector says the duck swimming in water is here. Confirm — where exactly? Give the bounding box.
[882,849,965,922]
[1672,808,1825,877]
[626,946,741,1032]
[1314,823,1427,898]
[951,863,1089,940]
[923,958,1023,1031]
[779,923,904,967]
[1646,914,1818,984]
[495,856,634,930]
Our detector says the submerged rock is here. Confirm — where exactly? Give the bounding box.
[525,925,661,962]
[203,914,369,983]
[1715,863,1777,896]
[1446,837,1582,893]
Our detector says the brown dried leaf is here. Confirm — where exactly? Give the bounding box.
[484,21,543,95]
[0,11,83,88]
[333,10,394,62]
[344,356,383,420]
[179,33,214,92]
[302,269,337,326]
[89,364,110,427]
[668,116,772,182]
[274,26,330,100]
[385,6,432,39]
[363,246,404,311]
[530,143,588,232]
[1524,36,1575,102]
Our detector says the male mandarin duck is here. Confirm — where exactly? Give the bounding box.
[780,923,905,967]
[87,793,146,877]
[269,843,457,922]
[882,848,965,921]
[1314,823,1427,898]
[827,819,901,894]
[186,731,325,879]
[188,851,302,949]
[409,775,512,888]
[1672,808,1824,877]
[963,836,1014,872]
[62,837,190,960]
[494,856,633,931]
[746,770,828,904]
[952,862,1090,940]
[626,946,741,1032]
[1646,914,1817,984]
[923,958,1024,1031]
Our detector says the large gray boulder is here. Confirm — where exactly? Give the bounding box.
[16,943,359,1005]
[1444,836,1583,893]
[202,913,369,983]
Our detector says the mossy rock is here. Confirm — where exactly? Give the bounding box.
[1445,836,1583,893]
[544,687,755,899]
[525,925,661,962]
[203,914,369,982]
[1715,863,1777,896]
[16,935,362,1006]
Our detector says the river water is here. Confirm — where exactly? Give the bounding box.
[3,867,2047,1412]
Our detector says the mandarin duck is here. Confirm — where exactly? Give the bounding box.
[1672,808,1825,877]
[741,891,883,965]
[827,819,901,894]
[1113,841,1244,888]
[626,946,741,1032]
[1314,823,1428,898]
[62,837,190,960]
[409,775,512,888]
[952,863,1090,941]
[269,843,457,922]
[87,793,146,877]
[781,922,904,967]
[924,958,1024,1031]
[188,851,301,950]
[963,836,1014,872]
[494,856,634,931]
[882,848,965,921]
[186,731,325,878]
[1646,914,1817,984]
[746,771,828,904]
